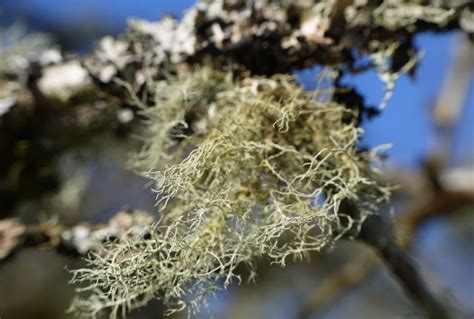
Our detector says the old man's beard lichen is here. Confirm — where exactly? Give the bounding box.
[70,68,390,318]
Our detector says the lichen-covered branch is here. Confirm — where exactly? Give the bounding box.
[0,210,154,261]
[1,1,473,318]
[1,0,472,214]
[298,36,474,317]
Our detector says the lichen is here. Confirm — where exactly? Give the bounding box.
[369,41,422,109]
[0,22,51,75]
[70,68,390,318]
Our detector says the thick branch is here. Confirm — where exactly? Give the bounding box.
[1,0,472,213]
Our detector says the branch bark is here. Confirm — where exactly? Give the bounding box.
[358,215,451,319]
[0,209,154,262]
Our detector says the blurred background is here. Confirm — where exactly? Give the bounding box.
[0,1,473,319]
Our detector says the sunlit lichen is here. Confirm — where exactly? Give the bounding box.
[70,68,390,318]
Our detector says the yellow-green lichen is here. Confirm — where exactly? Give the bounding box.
[70,68,389,318]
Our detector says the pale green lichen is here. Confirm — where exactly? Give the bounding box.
[347,0,457,31]
[369,41,422,109]
[70,68,390,318]
[372,2,456,31]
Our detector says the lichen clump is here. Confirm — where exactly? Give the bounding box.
[70,68,389,318]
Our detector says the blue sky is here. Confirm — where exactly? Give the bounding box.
[2,0,472,168]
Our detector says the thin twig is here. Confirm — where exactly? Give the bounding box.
[0,209,153,262]
[358,215,451,319]
[299,188,474,318]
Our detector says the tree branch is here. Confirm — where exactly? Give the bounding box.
[358,215,451,319]
[1,1,472,214]
[0,209,154,262]
[299,32,473,319]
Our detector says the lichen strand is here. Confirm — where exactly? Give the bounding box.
[70,69,389,318]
